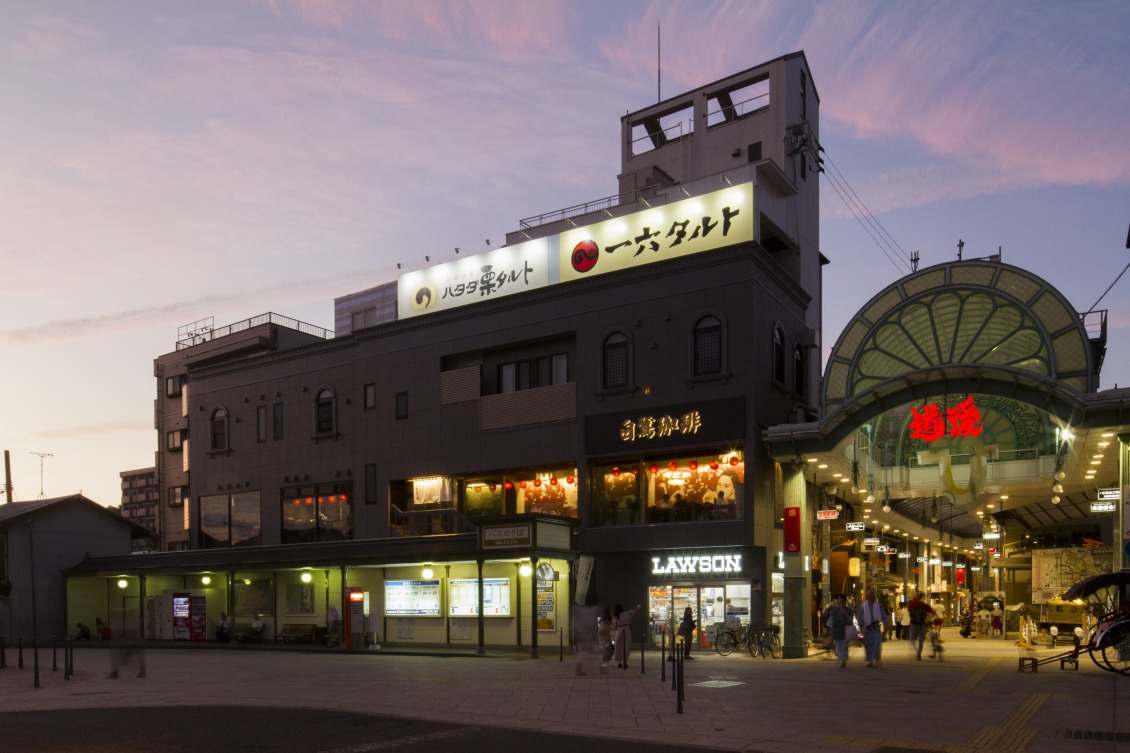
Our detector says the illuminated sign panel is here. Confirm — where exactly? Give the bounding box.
[559,186,754,282]
[845,521,866,531]
[481,524,532,549]
[908,396,983,442]
[650,553,743,575]
[816,510,839,521]
[397,237,550,319]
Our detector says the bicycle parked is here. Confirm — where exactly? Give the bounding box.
[749,623,782,659]
[713,623,782,658]
[714,624,752,656]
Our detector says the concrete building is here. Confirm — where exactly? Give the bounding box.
[120,466,159,552]
[66,50,1128,656]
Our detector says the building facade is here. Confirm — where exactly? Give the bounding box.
[120,466,159,552]
[75,52,821,652]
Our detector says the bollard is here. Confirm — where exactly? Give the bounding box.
[19,637,24,669]
[64,637,71,680]
[52,636,57,672]
[671,637,677,691]
[660,630,666,683]
[0,635,5,669]
[34,639,40,689]
[640,629,645,674]
[559,628,563,662]
[676,650,684,714]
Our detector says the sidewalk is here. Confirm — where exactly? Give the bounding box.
[1,629,1126,752]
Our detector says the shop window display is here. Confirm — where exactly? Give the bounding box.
[594,453,744,526]
[462,469,578,519]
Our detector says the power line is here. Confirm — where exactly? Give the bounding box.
[821,152,913,277]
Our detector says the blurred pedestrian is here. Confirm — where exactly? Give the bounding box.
[859,589,885,667]
[906,591,934,660]
[826,594,854,668]
[677,606,697,660]
[612,603,642,670]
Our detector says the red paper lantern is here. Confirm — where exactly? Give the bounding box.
[519,481,527,489]
[504,481,513,491]
[729,456,740,466]
[649,464,659,475]
[566,476,575,485]
[710,461,719,470]
[630,466,639,475]
[534,479,542,487]
[550,477,558,486]
[612,468,621,477]
[489,484,496,491]
[668,461,678,471]
[688,460,698,470]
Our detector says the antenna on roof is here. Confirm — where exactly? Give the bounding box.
[30,451,52,499]
[657,22,661,102]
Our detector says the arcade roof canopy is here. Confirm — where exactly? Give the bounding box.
[766,260,1129,540]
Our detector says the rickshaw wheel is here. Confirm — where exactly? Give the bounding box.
[1099,623,1130,675]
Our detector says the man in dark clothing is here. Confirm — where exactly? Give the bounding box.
[906,592,934,660]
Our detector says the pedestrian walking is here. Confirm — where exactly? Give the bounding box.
[859,589,885,667]
[896,601,910,640]
[597,608,614,670]
[826,594,854,668]
[677,606,697,660]
[612,603,642,670]
[906,591,934,660]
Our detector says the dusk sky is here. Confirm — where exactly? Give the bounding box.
[2,1,1127,508]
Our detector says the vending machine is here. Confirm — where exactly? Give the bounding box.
[172,593,192,640]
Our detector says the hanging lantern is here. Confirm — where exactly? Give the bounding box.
[649,464,659,475]
[550,477,558,486]
[519,481,527,489]
[566,475,575,485]
[710,461,720,470]
[688,460,698,470]
[668,461,678,471]
[612,467,621,477]
[630,466,639,475]
[729,456,740,466]
[504,481,513,491]
[489,484,497,491]
[533,479,542,487]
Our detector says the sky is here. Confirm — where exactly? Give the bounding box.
[1,0,1127,508]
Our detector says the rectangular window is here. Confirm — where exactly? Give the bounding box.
[199,494,230,549]
[230,492,261,547]
[365,463,377,505]
[272,403,284,440]
[166,430,183,451]
[395,392,408,420]
[257,405,268,442]
[594,453,744,526]
[167,486,187,507]
[498,354,568,393]
[282,482,354,544]
[165,374,185,398]
[364,383,377,410]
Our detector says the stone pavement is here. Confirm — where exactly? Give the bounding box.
[1,629,1127,752]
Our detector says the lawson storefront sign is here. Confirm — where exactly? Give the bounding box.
[650,551,744,576]
[397,184,754,320]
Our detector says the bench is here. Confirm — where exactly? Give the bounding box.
[274,624,316,644]
[1018,655,1038,672]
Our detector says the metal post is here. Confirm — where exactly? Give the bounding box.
[33,639,40,688]
[18,638,23,668]
[64,637,70,680]
[660,630,666,682]
[559,628,563,662]
[640,629,645,674]
[0,636,5,669]
[52,636,57,671]
[675,649,684,713]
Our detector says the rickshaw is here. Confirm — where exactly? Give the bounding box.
[1060,572,1130,675]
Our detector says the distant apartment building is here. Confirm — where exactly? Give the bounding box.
[120,466,159,551]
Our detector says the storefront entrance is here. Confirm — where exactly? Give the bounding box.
[647,583,751,650]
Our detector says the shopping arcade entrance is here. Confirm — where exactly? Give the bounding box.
[764,260,1130,657]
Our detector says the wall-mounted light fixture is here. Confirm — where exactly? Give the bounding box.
[201,575,211,586]
[422,564,434,579]
[519,561,533,578]
[117,578,128,589]
[301,572,312,583]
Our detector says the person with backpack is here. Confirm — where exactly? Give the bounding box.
[906,591,934,660]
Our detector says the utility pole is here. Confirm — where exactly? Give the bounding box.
[29,451,52,499]
[3,449,13,503]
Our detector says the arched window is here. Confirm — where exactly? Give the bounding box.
[794,342,806,397]
[315,388,336,435]
[602,332,630,389]
[694,315,723,376]
[773,325,786,385]
[210,407,228,452]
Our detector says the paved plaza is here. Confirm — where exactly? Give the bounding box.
[1,629,1127,752]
